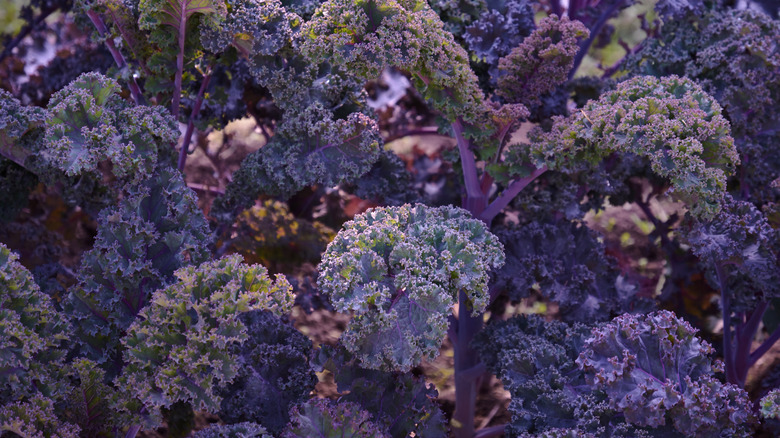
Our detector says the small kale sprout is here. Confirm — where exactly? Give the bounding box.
[318,204,504,372]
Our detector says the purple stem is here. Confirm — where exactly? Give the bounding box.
[85,11,144,105]
[474,424,507,438]
[736,301,769,381]
[569,0,627,80]
[178,68,213,171]
[124,425,141,438]
[0,141,32,168]
[453,289,484,438]
[716,262,740,385]
[171,1,188,119]
[750,323,780,368]
[479,166,548,223]
[452,118,485,203]
[550,0,562,17]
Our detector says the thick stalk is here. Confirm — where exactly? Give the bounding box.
[716,262,740,385]
[452,115,489,438]
[452,119,486,205]
[731,302,769,383]
[453,290,484,438]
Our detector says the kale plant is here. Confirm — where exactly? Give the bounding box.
[0,0,778,437]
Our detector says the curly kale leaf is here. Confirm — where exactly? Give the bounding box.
[203,0,386,222]
[217,310,317,434]
[0,92,46,220]
[474,315,601,435]
[65,166,211,373]
[117,255,293,425]
[319,204,504,372]
[493,220,646,323]
[301,0,488,126]
[212,107,381,222]
[0,243,71,405]
[577,310,755,436]
[653,0,705,18]
[477,311,755,437]
[761,388,780,420]
[283,399,391,438]
[497,15,589,109]
[529,75,738,219]
[682,195,780,311]
[463,0,535,66]
[626,8,780,205]
[0,89,46,168]
[314,345,447,438]
[0,395,81,438]
[344,149,420,206]
[61,359,126,436]
[192,422,272,438]
[200,0,295,59]
[44,72,179,186]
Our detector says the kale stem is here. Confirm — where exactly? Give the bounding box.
[452,118,484,202]
[453,289,483,438]
[474,424,507,438]
[178,65,214,171]
[85,11,145,105]
[569,0,627,80]
[124,425,141,438]
[749,319,780,369]
[716,262,740,385]
[480,166,548,223]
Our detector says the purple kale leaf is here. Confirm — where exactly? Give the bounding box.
[474,315,598,434]
[313,345,447,438]
[192,422,272,438]
[217,310,317,434]
[0,243,71,404]
[117,255,293,427]
[65,166,212,374]
[682,195,780,311]
[464,0,535,66]
[318,204,504,372]
[493,220,646,323]
[577,310,755,436]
